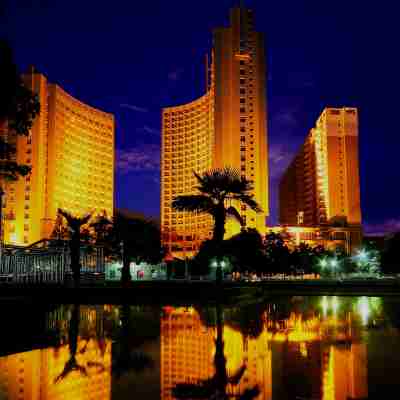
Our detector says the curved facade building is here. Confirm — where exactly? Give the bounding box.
[161,6,269,257]
[161,92,214,255]
[46,84,114,222]
[2,67,114,245]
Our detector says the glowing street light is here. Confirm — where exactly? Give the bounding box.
[320,259,328,268]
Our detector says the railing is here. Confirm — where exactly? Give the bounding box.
[0,245,105,284]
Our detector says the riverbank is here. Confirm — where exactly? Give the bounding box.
[1,278,400,304]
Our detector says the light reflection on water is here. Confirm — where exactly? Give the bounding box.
[0,296,398,399]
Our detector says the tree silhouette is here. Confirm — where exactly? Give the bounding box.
[172,167,262,246]
[55,304,105,383]
[172,300,260,400]
[58,208,91,287]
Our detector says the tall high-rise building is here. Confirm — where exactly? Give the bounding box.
[161,6,269,257]
[1,67,114,245]
[280,107,361,227]
[278,107,362,253]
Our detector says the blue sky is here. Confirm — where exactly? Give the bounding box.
[2,0,400,234]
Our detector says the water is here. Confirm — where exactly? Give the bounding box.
[1,296,400,399]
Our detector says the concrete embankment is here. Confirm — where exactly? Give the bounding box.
[1,279,400,304]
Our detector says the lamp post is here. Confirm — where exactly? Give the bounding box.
[212,258,226,285]
[330,259,338,279]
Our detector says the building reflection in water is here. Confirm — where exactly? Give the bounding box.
[161,297,378,400]
[0,305,111,400]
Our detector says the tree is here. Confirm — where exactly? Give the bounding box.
[90,211,112,244]
[58,208,92,287]
[264,232,291,275]
[172,300,260,400]
[172,167,262,247]
[55,304,105,383]
[381,232,400,274]
[224,228,265,274]
[0,40,40,238]
[109,211,164,284]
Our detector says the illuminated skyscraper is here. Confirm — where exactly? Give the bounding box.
[279,107,362,253]
[280,107,361,227]
[0,306,112,400]
[1,67,114,245]
[161,6,269,257]
[160,307,214,400]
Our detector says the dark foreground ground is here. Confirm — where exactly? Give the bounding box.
[1,278,400,305]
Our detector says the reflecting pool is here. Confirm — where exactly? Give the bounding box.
[1,296,400,399]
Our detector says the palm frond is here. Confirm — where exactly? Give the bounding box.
[58,208,92,228]
[226,206,244,226]
[172,195,214,213]
[237,386,260,400]
[172,381,213,399]
[228,364,246,385]
[231,194,263,213]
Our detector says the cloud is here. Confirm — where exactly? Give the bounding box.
[116,144,160,174]
[120,103,149,113]
[168,68,184,82]
[269,145,294,179]
[139,125,160,136]
[363,219,400,236]
[271,109,299,129]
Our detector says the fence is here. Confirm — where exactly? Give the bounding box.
[0,245,104,284]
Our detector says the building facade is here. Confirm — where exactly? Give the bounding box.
[1,67,114,245]
[279,107,362,254]
[161,6,269,257]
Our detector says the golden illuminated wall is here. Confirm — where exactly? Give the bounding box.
[46,84,114,228]
[280,107,361,229]
[2,68,114,245]
[223,326,272,400]
[2,70,49,245]
[161,93,214,256]
[160,307,272,400]
[213,7,269,236]
[322,344,368,400]
[160,307,214,400]
[0,339,112,400]
[161,6,269,256]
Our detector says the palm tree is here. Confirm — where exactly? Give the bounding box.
[55,304,105,383]
[172,300,260,400]
[90,211,112,246]
[54,304,87,382]
[172,167,262,245]
[58,208,91,287]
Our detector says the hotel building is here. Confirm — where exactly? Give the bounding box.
[279,107,362,254]
[1,67,114,245]
[0,306,112,400]
[161,6,269,257]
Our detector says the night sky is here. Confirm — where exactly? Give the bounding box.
[1,0,399,235]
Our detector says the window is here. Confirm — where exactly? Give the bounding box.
[240,88,246,95]
[240,60,245,65]
[240,108,246,113]
[240,78,246,85]
[240,98,245,104]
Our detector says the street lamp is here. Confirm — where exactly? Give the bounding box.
[330,259,338,279]
[211,258,226,284]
